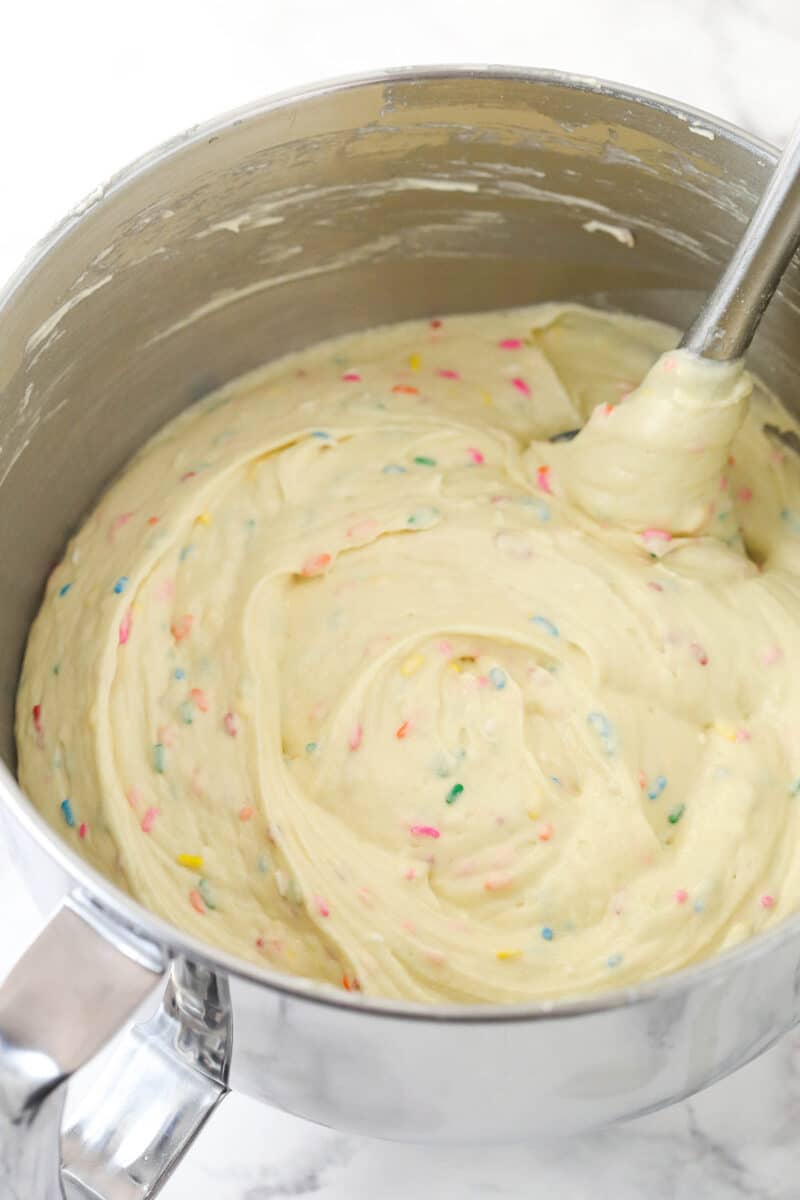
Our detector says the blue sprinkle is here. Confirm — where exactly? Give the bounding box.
[179,545,196,561]
[647,774,668,801]
[113,575,129,595]
[519,496,551,521]
[174,668,186,680]
[257,855,269,874]
[60,798,76,827]
[541,926,554,941]
[550,775,561,786]
[530,615,559,637]
[488,667,506,690]
[382,464,407,475]
[59,583,73,598]
[781,508,800,534]
[587,711,617,756]
[607,953,623,968]
[693,899,705,914]
[311,430,331,439]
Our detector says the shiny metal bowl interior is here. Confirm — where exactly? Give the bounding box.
[3,68,800,1148]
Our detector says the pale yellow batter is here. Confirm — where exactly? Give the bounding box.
[15,304,800,1004]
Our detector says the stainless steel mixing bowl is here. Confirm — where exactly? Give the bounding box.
[2,66,800,1200]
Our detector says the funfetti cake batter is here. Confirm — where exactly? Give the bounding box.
[15,304,800,1004]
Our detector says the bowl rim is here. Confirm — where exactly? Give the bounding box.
[0,62,791,1024]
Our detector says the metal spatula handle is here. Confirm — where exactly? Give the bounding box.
[680,122,800,360]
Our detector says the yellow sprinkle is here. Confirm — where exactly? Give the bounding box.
[400,653,425,677]
[409,353,421,371]
[526,809,539,821]
[447,661,462,674]
[481,390,493,406]
[195,512,212,525]
[177,853,204,871]
[496,948,522,960]
[713,724,736,742]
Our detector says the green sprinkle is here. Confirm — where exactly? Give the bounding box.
[607,953,623,968]
[305,741,318,754]
[53,663,61,676]
[197,877,216,909]
[667,803,686,825]
[414,455,437,467]
[790,779,800,797]
[257,855,270,874]
[407,506,440,529]
[153,743,167,773]
[446,783,464,804]
[180,701,194,725]
[59,582,73,598]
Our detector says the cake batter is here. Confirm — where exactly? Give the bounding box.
[16,304,800,1003]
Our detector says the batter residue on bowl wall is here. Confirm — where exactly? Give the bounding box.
[16,304,800,1003]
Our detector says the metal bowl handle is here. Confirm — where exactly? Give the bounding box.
[0,895,229,1198]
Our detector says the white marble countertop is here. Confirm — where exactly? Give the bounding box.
[2,1,800,1196]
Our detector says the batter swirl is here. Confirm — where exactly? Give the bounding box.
[16,304,800,1003]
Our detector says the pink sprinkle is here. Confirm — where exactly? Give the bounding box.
[437,368,460,380]
[760,894,776,909]
[410,824,440,839]
[314,895,330,917]
[499,338,522,349]
[157,578,176,601]
[239,805,254,821]
[690,643,709,666]
[762,646,783,667]
[430,318,443,330]
[109,511,134,542]
[223,712,240,737]
[663,357,677,373]
[180,471,197,483]
[140,807,159,833]
[536,465,552,494]
[301,552,331,577]
[638,769,646,789]
[171,614,194,642]
[191,687,209,712]
[126,787,141,809]
[32,704,43,735]
[483,876,512,892]
[118,608,133,645]
[346,518,378,539]
[342,372,361,382]
[720,476,729,492]
[404,867,417,880]
[734,728,751,743]
[357,886,373,906]
[467,447,485,464]
[538,821,554,842]
[647,581,664,592]
[78,822,87,839]
[348,724,363,751]
[643,528,673,543]
[438,640,453,657]
[675,888,689,905]
[511,377,531,397]
[736,486,753,502]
